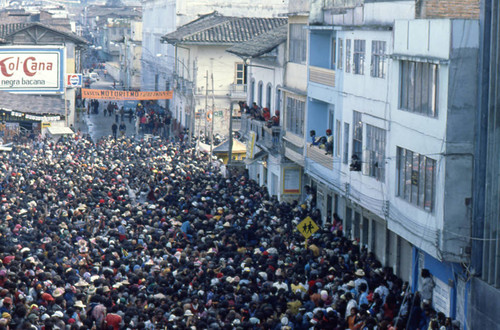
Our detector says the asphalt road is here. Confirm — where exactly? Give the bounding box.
[76,71,138,141]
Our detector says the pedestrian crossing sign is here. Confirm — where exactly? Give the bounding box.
[297,216,319,239]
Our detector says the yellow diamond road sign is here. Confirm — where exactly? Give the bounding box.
[297,216,319,239]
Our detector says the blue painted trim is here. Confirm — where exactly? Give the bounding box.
[463,279,470,330]
[411,246,419,292]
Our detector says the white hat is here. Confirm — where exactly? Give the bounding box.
[52,311,64,318]
[74,300,86,308]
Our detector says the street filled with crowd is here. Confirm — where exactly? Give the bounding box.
[0,134,458,329]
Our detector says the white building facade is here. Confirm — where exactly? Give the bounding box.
[305,0,479,326]
[141,0,290,121]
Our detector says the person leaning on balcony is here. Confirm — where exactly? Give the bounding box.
[325,129,334,155]
[310,130,321,146]
[250,102,262,119]
[239,101,250,114]
[262,107,271,121]
[271,110,280,126]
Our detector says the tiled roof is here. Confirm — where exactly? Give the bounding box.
[0,91,65,116]
[226,24,287,58]
[162,12,287,45]
[0,22,87,45]
[0,22,29,42]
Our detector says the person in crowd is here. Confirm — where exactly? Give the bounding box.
[119,121,127,138]
[111,122,118,139]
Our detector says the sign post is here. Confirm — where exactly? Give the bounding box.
[296,216,319,250]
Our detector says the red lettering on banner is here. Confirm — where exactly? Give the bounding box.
[81,89,173,100]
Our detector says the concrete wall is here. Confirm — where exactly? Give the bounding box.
[172,44,245,135]
[469,278,500,329]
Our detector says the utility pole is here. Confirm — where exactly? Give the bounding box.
[210,73,215,156]
[204,71,208,144]
[228,105,233,166]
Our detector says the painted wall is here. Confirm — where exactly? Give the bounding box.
[363,1,416,24]
[247,56,285,113]
[172,45,245,135]
[388,19,478,263]
[309,32,331,68]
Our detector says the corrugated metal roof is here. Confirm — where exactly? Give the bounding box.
[0,22,88,44]
[163,12,287,45]
[0,91,65,116]
[226,24,287,58]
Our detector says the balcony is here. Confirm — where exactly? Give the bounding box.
[309,66,335,87]
[240,114,282,153]
[229,83,247,100]
[306,143,333,170]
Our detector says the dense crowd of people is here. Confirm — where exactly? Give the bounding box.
[0,134,458,329]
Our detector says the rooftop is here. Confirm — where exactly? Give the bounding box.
[226,24,287,58]
[162,12,287,45]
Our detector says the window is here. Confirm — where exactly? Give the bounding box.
[285,96,305,136]
[397,147,436,211]
[352,111,362,160]
[353,40,365,75]
[249,79,255,105]
[371,41,386,78]
[235,63,246,84]
[400,61,439,117]
[257,81,263,106]
[336,120,341,157]
[289,24,307,64]
[276,87,281,114]
[364,125,386,180]
[337,38,343,70]
[343,123,350,164]
[345,39,351,73]
[266,84,272,109]
[331,37,337,69]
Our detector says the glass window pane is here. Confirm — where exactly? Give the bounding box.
[338,38,343,70]
[430,64,438,117]
[400,62,408,109]
[419,155,426,206]
[415,62,423,113]
[411,152,419,204]
[425,158,435,211]
[397,148,404,196]
[343,123,350,164]
[404,150,412,200]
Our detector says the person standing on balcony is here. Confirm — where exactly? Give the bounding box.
[272,110,280,126]
[250,102,262,119]
[262,107,271,121]
[325,129,334,155]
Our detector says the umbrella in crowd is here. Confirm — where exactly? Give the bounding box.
[0,135,458,330]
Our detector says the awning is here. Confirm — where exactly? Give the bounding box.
[47,127,74,135]
[244,149,267,165]
[390,53,449,65]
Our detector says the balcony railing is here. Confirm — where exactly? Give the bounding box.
[309,66,336,87]
[307,143,333,170]
[240,114,281,152]
[229,83,247,99]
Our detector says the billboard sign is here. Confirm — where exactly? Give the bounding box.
[0,46,65,93]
